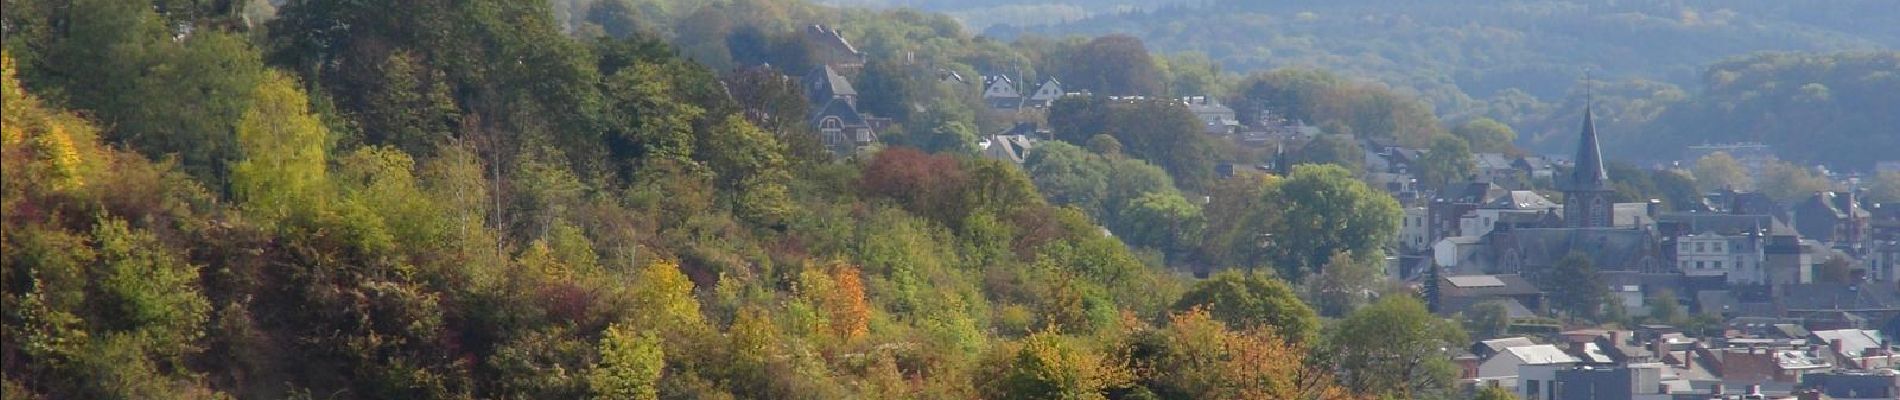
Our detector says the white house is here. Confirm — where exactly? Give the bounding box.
[1489,345,1582,397]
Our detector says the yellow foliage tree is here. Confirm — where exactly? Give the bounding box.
[231,70,330,224]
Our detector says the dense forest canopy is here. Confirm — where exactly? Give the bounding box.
[0,0,1452,399]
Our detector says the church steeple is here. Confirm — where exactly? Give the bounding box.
[1568,103,1610,191]
[1562,90,1616,228]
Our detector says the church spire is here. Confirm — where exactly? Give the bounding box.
[1569,84,1609,191]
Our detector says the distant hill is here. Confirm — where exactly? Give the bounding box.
[974,0,1897,167]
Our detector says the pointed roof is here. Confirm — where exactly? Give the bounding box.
[804,65,856,101]
[1567,105,1611,191]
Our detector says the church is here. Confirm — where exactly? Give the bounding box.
[1433,104,1672,314]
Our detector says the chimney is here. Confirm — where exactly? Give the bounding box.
[1747,384,1761,396]
[1610,330,1623,346]
[1710,384,1724,395]
[1831,338,1845,355]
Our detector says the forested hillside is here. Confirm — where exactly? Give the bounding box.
[993,0,1900,165]
[0,0,1455,399]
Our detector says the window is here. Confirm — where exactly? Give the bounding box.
[1714,242,1724,252]
[1525,380,1541,400]
[1714,261,1723,269]
[1696,261,1706,269]
[1696,242,1706,253]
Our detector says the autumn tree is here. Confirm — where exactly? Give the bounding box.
[1171,271,1321,344]
[978,331,1132,400]
[1127,308,1358,400]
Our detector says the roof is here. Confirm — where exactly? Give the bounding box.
[805,65,856,99]
[1439,274,1541,297]
[1775,348,1832,370]
[1489,228,1659,272]
[1475,153,1514,170]
[1477,337,1538,354]
[979,134,1037,164]
[1812,329,1887,358]
[1506,344,1583,365]
[1779,283,1900,312]
[1484,191,1560,210]
[810,98,868,127]
[1658,212,1795,236]
[1443,181,1508,203]
[1576,342,1613,364]
[1566,105,1610,191]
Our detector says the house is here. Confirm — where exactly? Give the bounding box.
[1182,96,1238,135]
[1025,78,1063,108]
[1792,191,1871,251]
[1400,206,1431,253]
[1809,329,1899,370]
[1432,274,1544,317]
[803,25,865,70]
[1656,213,1792,285]
[981,75,1021,109]
[804,66,877,155]
[1706,345,1832,385]
[1481,344,1582,392]
[1433,236,1488,276]
[978,122,1040,165]
[1475,152,1518,182]
[1515,155,1558,181]
[1460,191,1562,238]
[1473,337,1540,359]
[1544,363,1683,400]
[1798,370,1899,400]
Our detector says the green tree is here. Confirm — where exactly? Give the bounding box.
[1416,134,1476,191]
[1539,252,1608,321]
[231,70,331,224]
[1113,191,1205,254]
[1865,171,1900,204]
[589,324,664,400]
[1452,118,1518,153]
[1464,300,1512,339]
[1306,251,1384,317]
[1647,289,1686,326]
[1692,151,1750,192]
[1170,270,1321,344]
[1268,164,1402,280]
[1024,141,1111,213]
[1757,161,1832,205]
[1064,35,1163,96]
[1326,295,1465,399]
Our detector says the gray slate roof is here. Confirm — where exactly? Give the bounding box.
[1490,228,1659,272]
